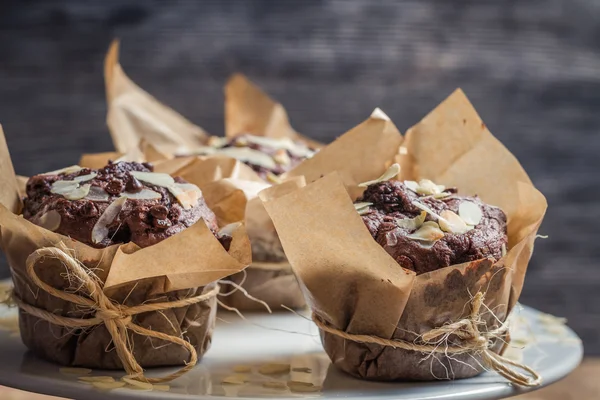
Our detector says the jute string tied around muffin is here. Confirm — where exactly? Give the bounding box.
[11,242,219,384]
[312,292,542,388]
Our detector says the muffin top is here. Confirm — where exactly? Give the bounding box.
[182,134,316,180]
[24,161,219,248]
[356,178,507,275]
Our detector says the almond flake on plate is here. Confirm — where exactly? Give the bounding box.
[78,376,116,383]
[287,382,322,393]
[221,374,249,384]
[153,384,170,392]
[232,365,252,373]
[358,163,400,187]
[122,377,153,390]
[458,201,483,226]
[291,367,312,373]
[262,381,286,389]
[91,381,126,390]
[258,363,291,375]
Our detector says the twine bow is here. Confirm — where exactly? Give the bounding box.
[12,243,219,383]
[313,292,542,387]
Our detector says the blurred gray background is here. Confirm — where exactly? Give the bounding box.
[0,1,598,353]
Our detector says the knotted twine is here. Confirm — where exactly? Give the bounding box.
[11,243,219,384]
[312,292,542,387]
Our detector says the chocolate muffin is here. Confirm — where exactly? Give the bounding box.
[184,134,316,180]
[23,161,219,248]
[356,178,507,275]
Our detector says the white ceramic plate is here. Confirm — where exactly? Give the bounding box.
[0,303,582,400]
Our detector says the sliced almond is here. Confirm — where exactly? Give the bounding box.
[33,210,61,231]
[404,180,419,192]
[406,222,445,243]
[291,367,312,373]
[266,172,282,184]
[273,149,291,165]
[122,377,153,390]
[91,381,126,390]
[258,363,291,375]
[411,201,447,224]
[244,135,294,151]
[458,201,483,226]
[208,136,229,148]
[433,192,452,199]
[40,165,83,176]
[244,136,315,158]
[120,188,162,200]
[358,164,400,187]
[288,382,322,393]
[501,243,507,257]
[91,196,127,244]
[59,367,92,376]
[63,184,91,200]
[262,381,286,389]
[354,202,373,215]
[50,181,79,195]
[168,183,202,209]
[232,365,252,373]
[438,210,469,234]
[221,374,248,384]
[396,211,426,231]
[71,173,98,183]
[219,222,242,237]
[218,147,277,170]
[85,186,110,202]
[78,376,116,383]
[287,381,314,387]
[180,146,217,156]
[416,179,445,196]
[130,171,175,188]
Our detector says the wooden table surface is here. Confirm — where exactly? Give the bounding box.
[0,359,596,400]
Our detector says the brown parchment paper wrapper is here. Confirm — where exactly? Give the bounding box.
[261,90,547,381]
[0,130,252,369]
[105,40,208,155]
[224,74,323,149]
